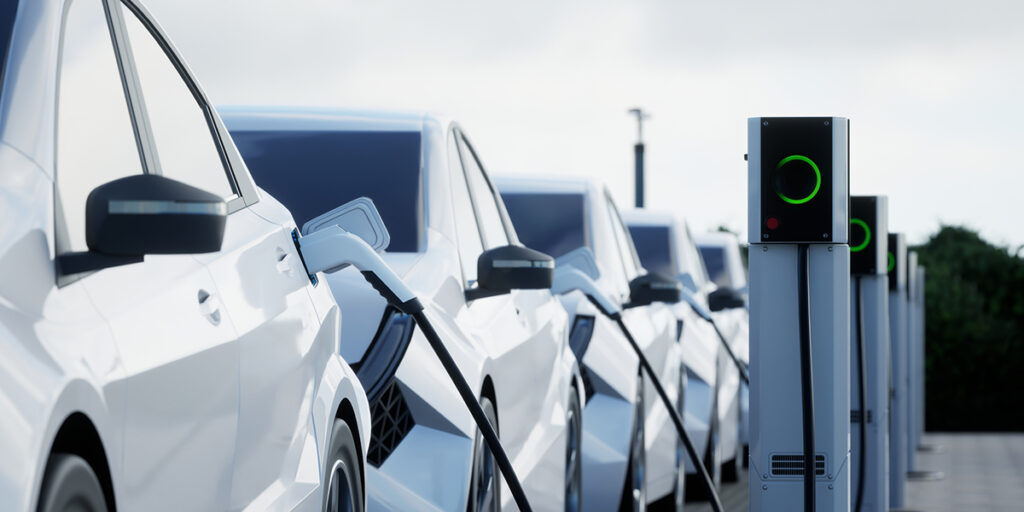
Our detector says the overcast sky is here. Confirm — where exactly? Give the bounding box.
[145,0,1024,249]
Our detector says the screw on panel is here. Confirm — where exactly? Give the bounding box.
[763,234,769,239]
[762,484,768,490]
[824,120,830,126]
[828,484,834,490]
[827,246,833,252]
[763,120,769,126]
[762,246,768,252]
[763,473,769,479]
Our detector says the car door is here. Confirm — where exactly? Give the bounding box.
[113,4,328,509]
[53,1,239,509]
[451,130,563,479]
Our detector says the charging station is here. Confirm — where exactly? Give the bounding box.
[913,266,927,451]
[905,251,920,471]
[848,196,890,512]
[886,233,908,508]
[747,116,851,512]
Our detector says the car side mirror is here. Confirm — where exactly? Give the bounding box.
[625,272,681,309]
[466,245,554,301]
[59,174,227,275]
[708,287,745,312]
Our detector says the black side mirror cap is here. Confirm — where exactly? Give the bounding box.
[59,174,226,275]
[466,245,554,301]
[708,286,746,312]
[625,272,682,309]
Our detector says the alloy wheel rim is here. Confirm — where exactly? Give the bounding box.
[472,429,498,512]
[326,460,354,512]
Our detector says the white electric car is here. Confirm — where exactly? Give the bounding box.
[496,177,685,511]
[0,1,371,511]
[222,109,583,512]
[623,211,745,493]
[694,231,750,477]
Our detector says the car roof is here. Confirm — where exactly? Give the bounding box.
[492,174,599,197]
[620,208,687,228]
[218,106,454,134]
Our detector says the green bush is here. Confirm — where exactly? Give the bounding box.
[914,226,1024,431]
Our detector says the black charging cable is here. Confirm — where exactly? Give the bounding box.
[410,309,533,511]
[797,244,816,512]
[853,277,867,512]
[698,308,750,386]
[594,300,725,512]
[361,273,534,512]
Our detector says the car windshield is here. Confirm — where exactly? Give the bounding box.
[628,225,675,277]
[230,130,423,252]
[0,0,19,106]
[500,192,585,259]
[699,245,728,287]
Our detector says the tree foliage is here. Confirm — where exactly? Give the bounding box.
[914,225,1024,431]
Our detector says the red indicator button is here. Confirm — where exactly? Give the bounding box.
[766,217,779,230]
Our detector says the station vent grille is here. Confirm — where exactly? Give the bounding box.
[770,454,826,476]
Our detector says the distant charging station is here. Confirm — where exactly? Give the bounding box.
[906,251,920,472]
[748,117,851,512]
[913,265,927,452]
[848,196,890,512]
[886,233,908,508]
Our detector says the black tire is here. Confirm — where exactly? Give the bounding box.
[721,457,739,483]
[467,397,500,512]
[619,372,646,512]
[565,386,583,512]
[322,419,364,512]
[37,453,108,512]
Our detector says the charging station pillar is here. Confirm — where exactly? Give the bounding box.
[914,266,926,449]
[848,196,890,512]
[886,233,908,507]
[748,117,850,512]
[905,251,919,470]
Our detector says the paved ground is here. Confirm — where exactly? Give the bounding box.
[686,433,1024,512]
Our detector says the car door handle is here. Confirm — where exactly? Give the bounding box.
[197,289,222,326]
[276,248,295,277]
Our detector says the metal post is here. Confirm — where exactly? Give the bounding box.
[628,108,650,208]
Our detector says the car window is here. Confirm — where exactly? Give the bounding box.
[699,245,728,287]
[456,134,509,249]
[231,129,424,252]
[628,225,676,277]
[501,192,585,259]
[122,6,234,198]
[56,0,144,254]
[447,133,485,283]
[680,223,711,287]
[604,193,642,280]
[0,1,18,94]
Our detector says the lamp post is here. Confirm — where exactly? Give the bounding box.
[628,108,650,208]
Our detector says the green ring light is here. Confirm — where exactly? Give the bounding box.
[887,252,895,272]
[850,218,871,253]
[775,155,822,205]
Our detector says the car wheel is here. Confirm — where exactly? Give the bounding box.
[468,397,500,512]
[565,386,583,512]
[323,419,364,512]
[38,453,109,512]
[619,372,646,512]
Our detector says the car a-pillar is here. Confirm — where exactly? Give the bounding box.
[747,117,851,512]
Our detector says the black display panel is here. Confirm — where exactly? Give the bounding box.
[759,117,835,243]
[888,233,905,291]
[850,196,879,274]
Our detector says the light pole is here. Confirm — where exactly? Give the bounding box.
[628,108,650,208]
